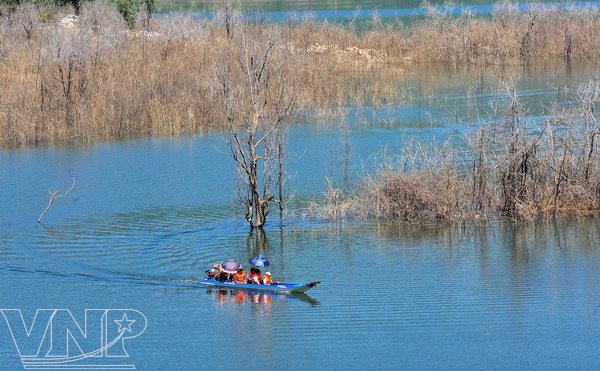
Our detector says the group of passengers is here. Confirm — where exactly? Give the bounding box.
[207,264,275,285]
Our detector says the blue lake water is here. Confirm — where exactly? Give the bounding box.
[1,62,600,369]
[161,0,600,21]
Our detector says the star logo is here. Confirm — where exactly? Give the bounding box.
[114,313,136,333]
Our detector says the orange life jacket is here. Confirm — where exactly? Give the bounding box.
[263,275,273,285]
[235,271,246,284]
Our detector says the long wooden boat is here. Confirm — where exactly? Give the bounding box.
[197,278,321,293]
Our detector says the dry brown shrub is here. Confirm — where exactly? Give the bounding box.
[407,1,600,65]
[312,79,600,224]
[358,170,473,223]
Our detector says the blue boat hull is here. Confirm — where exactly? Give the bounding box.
[197,278,320,293]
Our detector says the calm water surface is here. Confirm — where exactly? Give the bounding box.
[1,64,600,369]
[160,0,600,20]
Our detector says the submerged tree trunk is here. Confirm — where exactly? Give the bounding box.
[216,11,296,230]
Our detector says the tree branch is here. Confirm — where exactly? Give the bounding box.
[38,178,75,223]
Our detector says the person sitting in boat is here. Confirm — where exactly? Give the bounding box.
[263,271,274,285]
[233,267,246,284]
[247,268,256,284]
[206,264,221,279]
[252,268,263,284]
[217,270,229,282]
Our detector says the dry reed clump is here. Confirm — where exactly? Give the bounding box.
[312,79,600,223]
[307,43,387,67]
[309,143,479,224]
[357,170,474,223]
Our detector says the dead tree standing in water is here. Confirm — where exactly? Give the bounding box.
[215,12,296,230]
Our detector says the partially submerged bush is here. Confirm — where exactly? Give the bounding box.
[361,170,473,223]
[312,79,600,223]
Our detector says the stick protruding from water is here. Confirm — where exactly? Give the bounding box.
[37,178,76,223]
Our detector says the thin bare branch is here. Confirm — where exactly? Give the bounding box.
[37,178,76,223]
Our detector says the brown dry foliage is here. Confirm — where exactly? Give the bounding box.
[312,80,600,223]
[408,1,600,65]
[360,170,473,222]
[0,2,404,147]
[4,1,600,146]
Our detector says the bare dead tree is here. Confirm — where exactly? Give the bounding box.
[577,79,600,182]
[15,3,38,45]
[38,178,75,223]
[275,126,287,220]
[340,121,353,195]
[469,128,490,213]
[216,18,296,230]
[42,23,97,131]
[495,80,544,218]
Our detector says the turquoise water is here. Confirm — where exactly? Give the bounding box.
[1,63,600,368]
[161,0,600,20]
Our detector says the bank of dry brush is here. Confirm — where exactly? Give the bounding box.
[2,1,600,146]
[0,1,406,147]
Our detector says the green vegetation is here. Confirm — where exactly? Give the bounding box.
[0,0,153,25]
[0,0,85,13]
[113,0,137,27]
